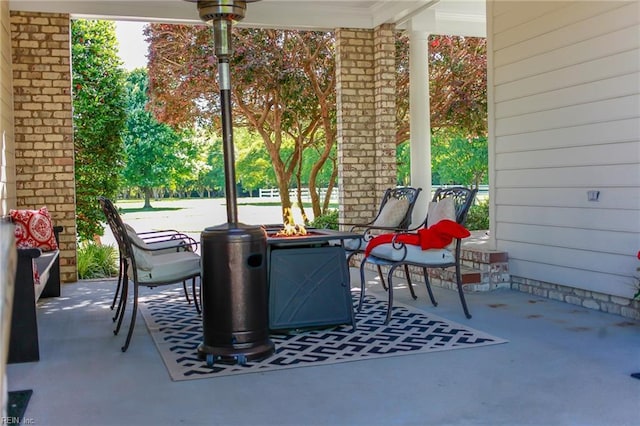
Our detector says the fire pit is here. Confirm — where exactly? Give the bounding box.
[263,227,360,331]
[265,227,357,244]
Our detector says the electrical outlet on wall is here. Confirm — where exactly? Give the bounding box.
[587,190,600,202]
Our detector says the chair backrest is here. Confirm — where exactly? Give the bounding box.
[373,186,422,230]
[430,186,478,226]
[98,196,136,267]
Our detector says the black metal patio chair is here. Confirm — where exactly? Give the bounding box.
[98,197,200,320]
[359,186,477,323]
[340,186,422,294]
[98,196,201,352]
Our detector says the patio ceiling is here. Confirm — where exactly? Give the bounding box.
[9,0,486,36]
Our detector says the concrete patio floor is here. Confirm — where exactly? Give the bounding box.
[7,268,640,426]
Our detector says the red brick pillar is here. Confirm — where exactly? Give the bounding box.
[11,11,76,282]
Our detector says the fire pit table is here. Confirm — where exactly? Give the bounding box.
[264,227,360,332]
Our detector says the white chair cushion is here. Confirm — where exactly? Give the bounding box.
[368,242,455,264]
[126,223,193,253]
[338,197,411,252]
[124,223,145,246]
[426,197,455,228]
[343,237,364,251]
[337,197,411,253]
[372,198,410,228]
[125,227,154,270]
[125,223,193,270]
[131,251,201,284]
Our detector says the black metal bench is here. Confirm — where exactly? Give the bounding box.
[6,220,62,363]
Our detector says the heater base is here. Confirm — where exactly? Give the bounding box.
[197,340,275,366]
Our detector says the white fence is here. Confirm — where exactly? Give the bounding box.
[259,185,488,202]
[259,188,337,202]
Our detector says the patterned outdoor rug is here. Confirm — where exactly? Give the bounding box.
[140,288,507,381]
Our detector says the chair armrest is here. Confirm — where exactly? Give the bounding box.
[17,247,42,260]
[135,229,181,239]
[130,235,198,253]
[133,230,199,251]
[360,223,422,240]
[143,232,195,243]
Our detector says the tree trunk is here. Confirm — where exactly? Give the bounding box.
[278,180,293,223]
[143,187,153,209]
[323,166,338,214]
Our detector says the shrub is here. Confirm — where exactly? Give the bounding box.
[77,242,119,279]
[466,198,489,231]
[310,209,339,230]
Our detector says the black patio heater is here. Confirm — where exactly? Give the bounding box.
[187,0,274,366]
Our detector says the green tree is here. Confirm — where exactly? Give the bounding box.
[200,133,226,197]
[235,129,277,195]
[396,33,487,144]
[122,68,201,208]
[397,133,488,187]
[396,142,411,186]
[178,129,215,198]
[146,26,337,221]
[72,19,127,241]
[432,132,488,187]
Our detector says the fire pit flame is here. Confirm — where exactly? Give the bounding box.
[274,208,307,237]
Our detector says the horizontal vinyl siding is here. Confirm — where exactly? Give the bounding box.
[506,253,637,299]
[495,73,640,121]
[493,2,635,70]
[499,223,636,259]
[492,1,564,35]
[496,141,639,170]
[495,205,639,233]
[495,164,639,187]
[495,118,639,153]
[495,188,640,214]
[490,1,640,298]
[495,49,639,105]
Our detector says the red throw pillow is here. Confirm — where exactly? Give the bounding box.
[364,219,470,257]
[10,206,58,251]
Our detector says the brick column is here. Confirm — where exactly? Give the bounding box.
[11,11,76,282]
[1,2,16,215]
[373,24,397,195]
[335,25,396,225]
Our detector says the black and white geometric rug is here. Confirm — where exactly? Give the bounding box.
[140,288,507,381]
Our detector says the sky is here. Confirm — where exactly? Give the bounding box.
[114,21,149,70]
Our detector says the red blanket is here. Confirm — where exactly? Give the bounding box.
[364,219,470,257]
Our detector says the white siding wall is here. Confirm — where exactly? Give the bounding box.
[0,1,16,216]
[489,1,640,299]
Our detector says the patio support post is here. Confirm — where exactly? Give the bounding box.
[373,24,398,202]
[335,26,397,227]
[408,18,433,226]
[9,11,76,282]
[1,2,16,214]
